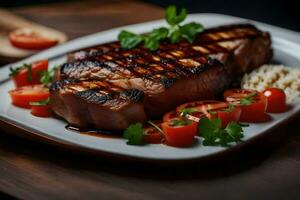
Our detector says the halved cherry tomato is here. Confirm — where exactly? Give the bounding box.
[176,100,240,128]
[163,110,181,122]
[9,85,50,109]
[162,120,197,147]
[224,89,268,122]
[9,28,58,50]
[11,60,48,87]
[31,104,52,118]
[263,88,288,113]
[210,106,241,128]
[143,122,164,144]
[177,100,224,121]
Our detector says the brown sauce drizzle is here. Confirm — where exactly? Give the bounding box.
[65,125,121,139]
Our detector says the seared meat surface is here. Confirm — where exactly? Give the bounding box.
[51,24,272,130]
[50,79,146,130]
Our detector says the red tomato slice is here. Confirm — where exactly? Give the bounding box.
[176,100,222,121]
[176,100,240,128]
[9,28,58,50]
[210,106,242,128]
[162,120,197,147]
[143,122,164,144]
[31,104,52,118]
[263,88,288,113]
[11,60,48,88]
[224,89,268,122]
[9,85,50,109]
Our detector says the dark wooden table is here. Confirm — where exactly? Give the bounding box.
[0,1,300,199]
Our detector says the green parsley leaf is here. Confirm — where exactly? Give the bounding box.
[169,119,191,127]
[222,104,235,112]
[179,22,204,43]
[225,122,244,142]
[123,123,144,145]
[144,27,169,51]
[118,30,143,49]
[180,107,197,116]
[29,98,50,106]
[165,5,187,26]
[208,110,217,115]
[9,66,23,77]
[24,64,32,82]
[199,118,221,146]
[9,63,33,82]
[239,92,257,106]
[199,118,245,147]
[40,65,59,85]
[169,28,181,43]
[118,6,204,50]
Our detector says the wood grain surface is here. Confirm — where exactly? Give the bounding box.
[0,0,300,199]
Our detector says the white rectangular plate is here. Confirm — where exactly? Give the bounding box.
[0,14,300,161]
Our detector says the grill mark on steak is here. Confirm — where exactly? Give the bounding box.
[60,54,219,90]
[50,79,144,104]
[62,24,266,87]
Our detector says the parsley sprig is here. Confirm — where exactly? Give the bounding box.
[239,92,257,106]
[29,98,50,106]
[9,64,32,82]
[180,107,198,116]
[118,5,204,51]
[222,104,235,112]
[40,65,59,85]
[123,123,144,145]
[199,118,244,147]
[169,119,191,127]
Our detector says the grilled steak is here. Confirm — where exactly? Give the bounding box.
[50,24,272,130]
[50,79,146,130]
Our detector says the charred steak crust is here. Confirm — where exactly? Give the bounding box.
[50,79,146,130]
[51,23,272,129]
[50,79,144,104]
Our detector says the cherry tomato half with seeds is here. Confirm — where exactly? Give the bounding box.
[163,110,182,122]
[162,119,197,147]
[263,88,288,113]
[176,100,240,128]
[10,60,48,88]
[143,122,164,144]
[9,84,50,109]
[224,89,268,122]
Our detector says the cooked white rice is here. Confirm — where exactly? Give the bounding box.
[241,64,300,103]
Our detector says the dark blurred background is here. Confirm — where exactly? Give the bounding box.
[0,0,299,32]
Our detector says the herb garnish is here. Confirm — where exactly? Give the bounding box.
[123,123,144,145]
[9,66,22,77]
[222,104,235,112]
[9,63,33,82]
[29,98,50,106]
[40,65,59,85]
[25,64,32,82]
[239,92,257,106]
[180,107,197,116]
[118,5,204,51]
[169,119,191,127]
[199,118,244,147]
